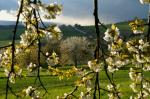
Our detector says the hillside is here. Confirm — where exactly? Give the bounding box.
[0,21,133,40]
[0,21,134,47]
[0,25,87,41]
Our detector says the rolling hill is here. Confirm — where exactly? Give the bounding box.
[0,20,146,47]
[0,21,133,40]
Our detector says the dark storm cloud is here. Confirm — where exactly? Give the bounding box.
[0,0,18,10]
[0,0,148,24]
[59,0,148,23]
[99,0,148,23]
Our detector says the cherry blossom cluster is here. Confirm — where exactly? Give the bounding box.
[22,86,40,99]
[104,24,128,73]
[0,0,63,98]
[0,48,22,83]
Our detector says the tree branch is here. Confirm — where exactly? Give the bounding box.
[33,0,48,96]
[5,0,24,98]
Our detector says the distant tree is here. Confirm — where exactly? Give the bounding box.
[42,38,60,56]
[74,24,81,28]
[60,36,93,66]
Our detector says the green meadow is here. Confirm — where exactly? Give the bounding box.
[0,68,149,99]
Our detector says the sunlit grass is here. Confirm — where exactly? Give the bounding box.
[0,68,149,99]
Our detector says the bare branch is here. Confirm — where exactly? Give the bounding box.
[65,86,78,99]
[33,0,48,96]
[0,44,12,50]
[5,0,24,98]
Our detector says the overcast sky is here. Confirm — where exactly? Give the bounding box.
[0,0,148,25]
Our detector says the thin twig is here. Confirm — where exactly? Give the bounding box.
[98,19,107,29]
[93,0,121,99]
[8,86,19,97]
[0,44,12,50]
[147,5,150,41]
[65,86,78,99]
[33,0,48,96]
[93,72,100,99]
[37,11,47,28]
[5,0,24,99]
[93,0,101,98]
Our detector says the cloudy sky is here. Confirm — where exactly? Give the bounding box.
[0,0,148,25]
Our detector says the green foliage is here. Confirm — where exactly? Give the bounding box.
[0,69,149,98]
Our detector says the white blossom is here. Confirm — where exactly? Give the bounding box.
[27,63,37,72]
[15,48,22,54]
[46,52,49,56]
[108,65,118,73]
[20,31,37,47]
[9,73,15,84]
[135,54,145,63]
[130,83,138,93]
[4,69,9,77]
[129,68,142,82]
[56,96,60,99]
[139,39,144,45]
[142,90,149,98]
[30,3,39,10]
[103,29,113,42]
[143,63,150,71]
[63,93,68,98]
[126,42,138,53]
[143,82,150,93]
[0,54,2,59]
[88,60,102,72]
[133,30,143,34]
[108,93,118,99]
[25,86,40,99]
[80,92,91,99]
[17,69,22,76]
[107,84,114,91]
[139,0,150,4]
[86,80,92,91]
[103,25,120,42]
[54,26,61,33]
[26,86,33,96]
[130,96,133,99]
[80,92,84,99]
[43,30,53,39]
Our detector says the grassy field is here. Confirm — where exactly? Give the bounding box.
[0,68,75,99]
[0,68,150,99]
[0,40,20,47]
[0,28,24,41]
